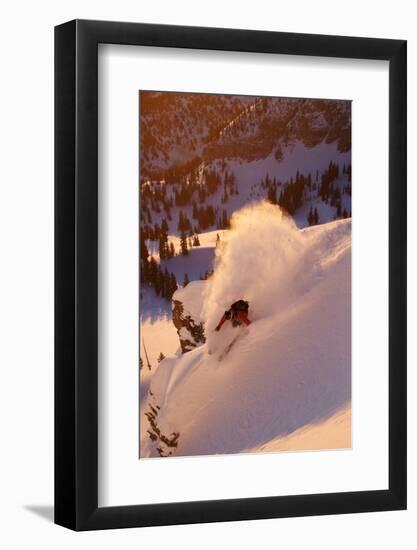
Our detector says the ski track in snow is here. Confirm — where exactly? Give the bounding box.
[140,206,351,458]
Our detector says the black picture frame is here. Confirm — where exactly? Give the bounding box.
[55,19,407,531]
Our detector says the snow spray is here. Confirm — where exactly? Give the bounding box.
[202,202,315,349]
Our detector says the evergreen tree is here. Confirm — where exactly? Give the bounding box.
[154,264,162,295]
[157,352,166,363]
[163,268,170,299]
[221,209,229,229]
[177,211,184,232]
[180,231,189,256]
[193,234,200,246]
[170,272,178,298]
[314,207,319,225]
[158,234,168,260]
[268,184,277,204]
[140,230,149,260]
[141,255,149,286]
[307,206,314,226]
[169,242,175,258]
[161,218,169,235]
[183,273,190,287]
[149,257,158,288]
[336,202,342,218]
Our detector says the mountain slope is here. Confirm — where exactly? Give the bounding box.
[140,205,351,458]
[250,406,351,453]
[140,92,254,176]
[140,92,351,178]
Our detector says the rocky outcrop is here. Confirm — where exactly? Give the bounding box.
[143,281,207,457]
[172,281,206,353]
[144,390,180,457]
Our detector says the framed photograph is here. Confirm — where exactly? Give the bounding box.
[55,20,406,530]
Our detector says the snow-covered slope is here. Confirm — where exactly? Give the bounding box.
[140,92,254,176]
[159,230,221,281]
[140,93,351,281]
[141,145,351,248]
[251,406,351,453]
[140,204,351,458]
[140,93,350,178]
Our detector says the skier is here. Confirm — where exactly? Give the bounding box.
[215,300,251,331]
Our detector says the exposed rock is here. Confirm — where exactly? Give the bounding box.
[171,280,206,353]
[144,398,180,457]
[143,281,207,457]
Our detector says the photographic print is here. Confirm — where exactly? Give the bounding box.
[139,91,351,459]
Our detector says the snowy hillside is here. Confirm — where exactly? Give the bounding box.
[140,92,254,176]
[139,93,352,457]
[140,204,351,458]
[251,406,351,453]
[140,92,351,251]
[140,93,350,178]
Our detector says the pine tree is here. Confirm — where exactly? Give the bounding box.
[169,242,175,258]
[307,206,314,226]
[268,185,277,204]
[141,255,149,286]
[336,202,342,218]
[178,211,182,232]
[149,257,158,288]
[161,218,169,235]
[170,272,178,298]
[154,264,162,295]
[222,210,229,229]
[163,268,170,299]
[159,234,168,260]
[183,273,190,287]
[140,230,149,261]
[314,207,319,225]
[157,352,166,363]
[193,234,200,246]
[180,231,188,256]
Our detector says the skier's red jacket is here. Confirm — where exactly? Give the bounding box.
[215,310,251,331]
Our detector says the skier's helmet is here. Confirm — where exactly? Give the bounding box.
[231,300,249,313]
